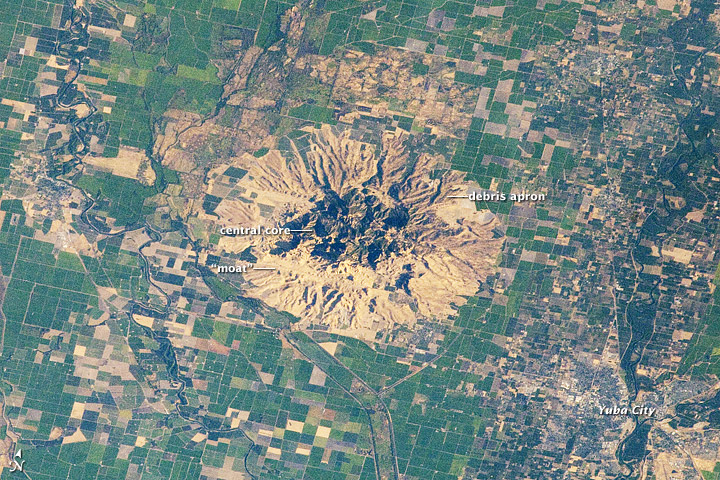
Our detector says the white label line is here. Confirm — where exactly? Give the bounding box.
[289,229,313,232]
[446,195,470,198]
[252,267,276,270]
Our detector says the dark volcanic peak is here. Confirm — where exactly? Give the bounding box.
[283,187,412,268]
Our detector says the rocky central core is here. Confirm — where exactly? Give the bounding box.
[277,187,411,268]
[209,126,503,339]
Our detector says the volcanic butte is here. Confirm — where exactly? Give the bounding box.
[203,125,504,341]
